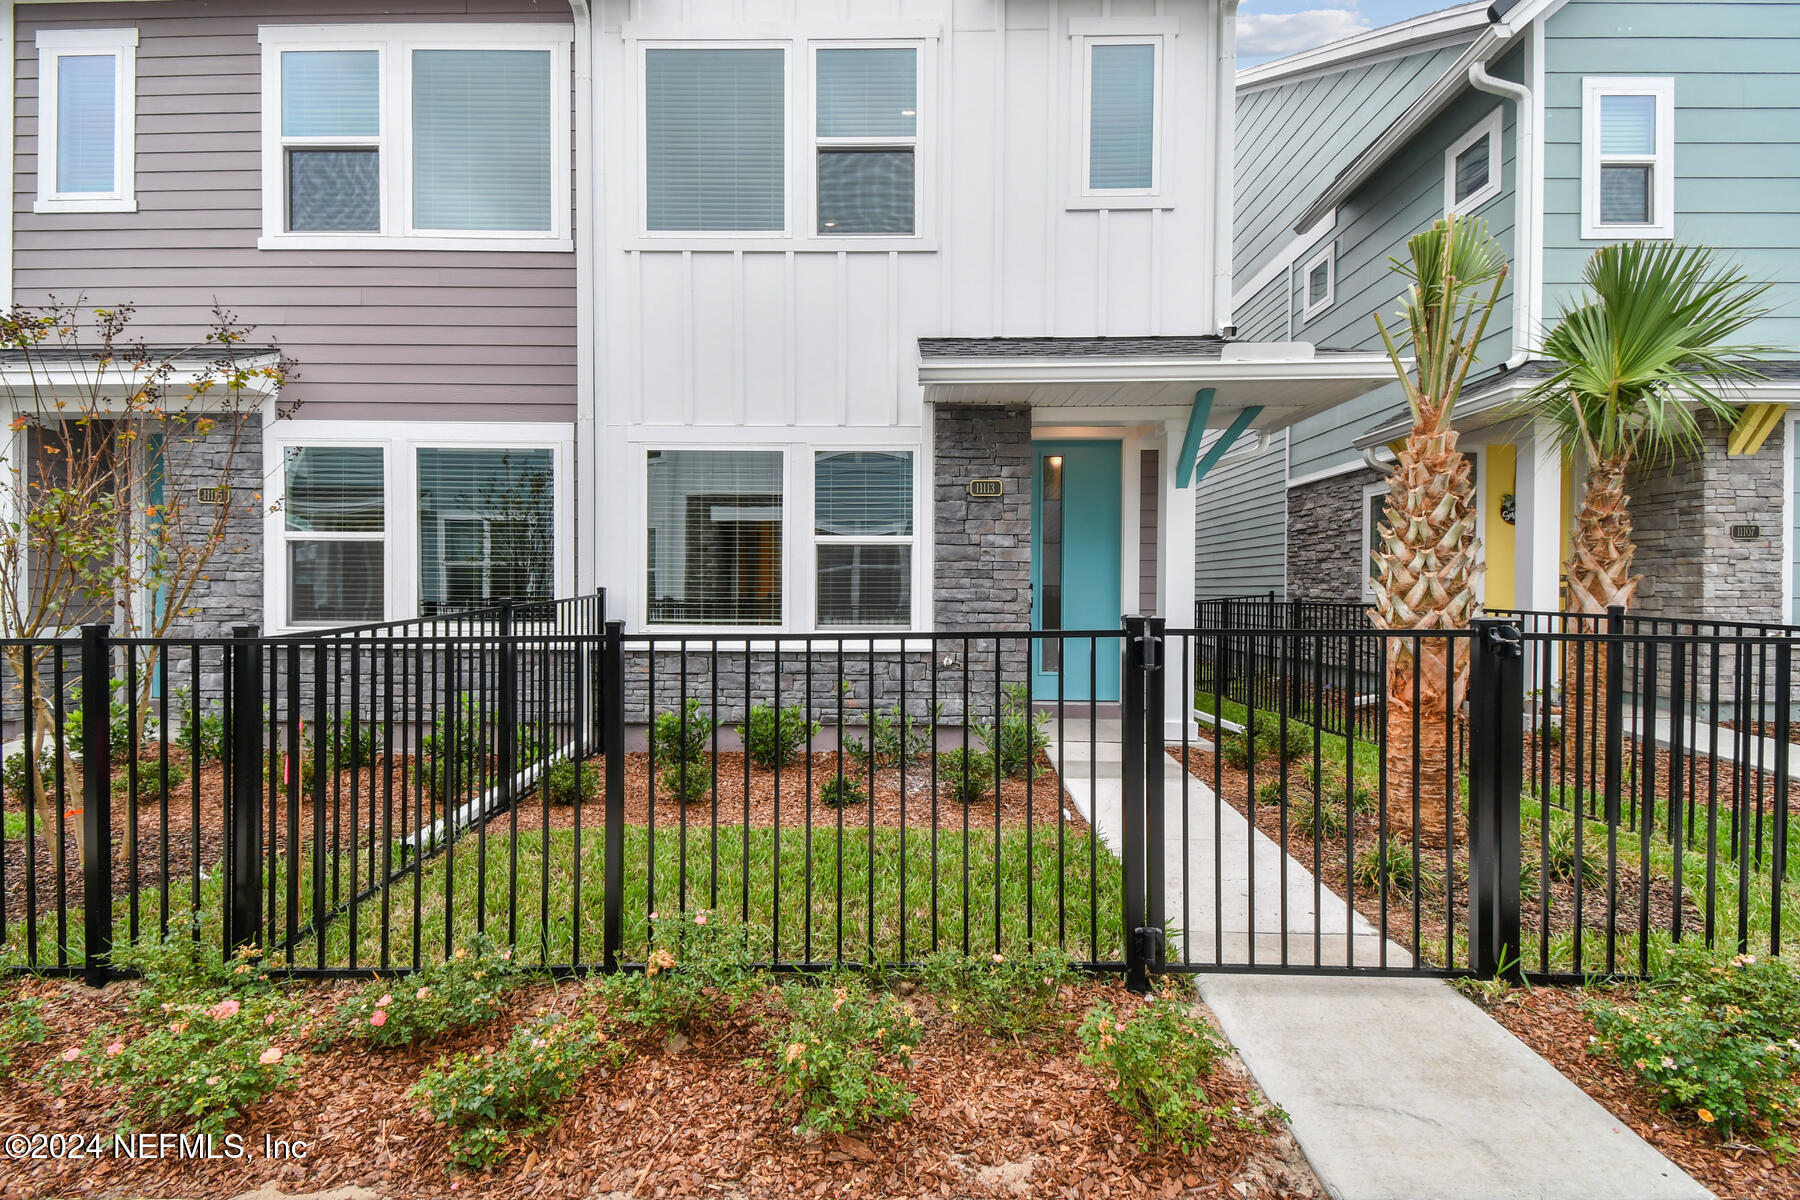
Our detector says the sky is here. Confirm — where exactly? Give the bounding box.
[1237,0,1455,66]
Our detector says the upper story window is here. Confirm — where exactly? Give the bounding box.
[645,47,787,233]
[1444,107,1502,215]
[1301,243,1334,322]
[35,28,137,214]
[1085,40,1158,194]
[1583,77,1675,239]
[815,47,917,235]
[258,25,572,252]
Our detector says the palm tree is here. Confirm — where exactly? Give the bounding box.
[1522,242,1771,762]
[1369,214,1508,847]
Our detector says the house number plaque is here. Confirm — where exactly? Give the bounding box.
[968,478,1003,498]
[1730,523,1762,541]
[197,487,231,504]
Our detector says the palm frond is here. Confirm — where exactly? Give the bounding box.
[1378,214,1509,429]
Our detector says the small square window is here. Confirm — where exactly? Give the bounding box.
[646,449,785,626]
[1301,244,1334,322]
[1453,141,1490,205]
[1599,163,1652,225]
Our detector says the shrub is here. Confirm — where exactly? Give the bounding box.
[820,775,867,809]
[1293,798,1346,842]
[916,948,1079,1040]
[653,698,715,804]
[64,679,133,765]
[322,936,524,1047]
[538,757,598,806]
[846,703,937,772]
[972,684,1049,779]
[1318,772,1376,816]
[416,693,485,801]
[1078,990,1243,1152]
[412,1010,623,1169]
[939,746,997,805]
[65,989,303,1136]
[594,910,762,1035]
[739,702,819,768]
[1352,841,1439,895]
[1538,813,1605,888]
[318,711,378,771]
[1253,778,1312,809]
[761,980,923,1133]
[173,689,225,764]
[2,749,53,803]
[0,996,46,1071]
[1588,949,1800,1143]
[1220,712,1310,769]
[109,922,275,1003]
[112,758,190,801]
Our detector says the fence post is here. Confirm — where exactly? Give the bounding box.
[602,619,626,972]
[1142,616,1167,972]
[1121,614,1150,993]
[1773,640,1790,953]
[589,587,608,749]
[229,624,264,955]
[1603,604,1625,827]
[80,623,113,987]
[496,598,518,810]
[1468,618,1524,981]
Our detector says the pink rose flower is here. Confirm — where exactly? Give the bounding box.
[259,1047,283,1065]
[61,1046,82,1062]
[104,1041,124,1057]
[375,994,393,1007]
[206,998,241,1021]
[695,913,708,926]
[370,1009,388,1028]
[265,1013,276,1026]
[416,986,432,1001]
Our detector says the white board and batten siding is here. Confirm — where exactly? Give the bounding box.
[12,0,579,423]
[593,0,1228,627]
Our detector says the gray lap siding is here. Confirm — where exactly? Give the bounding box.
[13,0,578,423]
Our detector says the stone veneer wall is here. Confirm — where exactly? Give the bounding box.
[932,405,1034,630]
[1286,467,1383,601]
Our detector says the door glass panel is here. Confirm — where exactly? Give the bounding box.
[1042,454,1063,672]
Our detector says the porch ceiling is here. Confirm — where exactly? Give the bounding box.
[916,337,1395,434]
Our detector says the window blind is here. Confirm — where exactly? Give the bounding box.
[1308,261,1329,306]
[285,447,384,532]
[1454,140,1490,203]
[816,48,915,138]
[1088,44,1154,190]
[646,48,785,232]
[56,54,116,193]
[417,448,555,610]
[284,446,385,625]
[412,49,553,232]
[281,49,378,137]
[1600,94,1656,155]
[646,450,783,625]
[1600,164,1652,224]
[815,451,912,536]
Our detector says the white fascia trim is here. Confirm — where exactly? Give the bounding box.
[571,0,596,596]
[1236,0,1488,92]
[1444,105,1504,215]
[916,355,1393,387]
[1232,211,1334,312]
[1288,457,1381,489]
[1289,0,1569,234]
[0,353,286,399]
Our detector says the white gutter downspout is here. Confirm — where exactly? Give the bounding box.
[569,0,598,596]
[1468,54,1534,368]
[1214,0,1241,336]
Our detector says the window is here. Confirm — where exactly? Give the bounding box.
[815,451,913,627]
[1301,243,1334,322]
[815,47,917,235]
[259,25,570,250]
[1582,77,1675,239]
[1361,480,1386,603]
[1085,40,1158,194]
[1444,108,1502,215]
[417,448,555,613]
[35,28,136,213]
[645,48,786,233]
[270,424,570,628]
[646,450,784,626]
[283,446,387,625]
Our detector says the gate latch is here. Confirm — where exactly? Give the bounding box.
[1135,633,1162,671]
[1134,925,1165,966]
[1481,622,1524,661]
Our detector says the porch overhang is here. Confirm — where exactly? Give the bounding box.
[917,336,1394,436]
[0,345,286,403]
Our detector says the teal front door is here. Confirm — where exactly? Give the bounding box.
[1031,440,1122,702]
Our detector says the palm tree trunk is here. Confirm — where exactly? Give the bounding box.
[1384,634,1467,846]
[1561,455,1638,795]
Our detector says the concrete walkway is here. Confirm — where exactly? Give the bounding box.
[1050,721,1713,1200]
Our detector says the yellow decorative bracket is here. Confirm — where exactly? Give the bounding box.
[1727,402,1785,457]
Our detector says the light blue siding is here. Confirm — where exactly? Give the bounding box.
[1235,42,1473,283]
[1540,0,1800,347]
[1194,430,1288,601]
[1283,48,1524,481]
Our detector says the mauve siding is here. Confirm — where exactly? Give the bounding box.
[14,0,577,422]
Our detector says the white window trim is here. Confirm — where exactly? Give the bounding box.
[636,438,927,636]
[1070,28,1170,210]
[34,28,138,214]
[811,448,918,630]
[1444,106,1502,216]
[1581,76,1675,240]
[808,41,926,241]
[1300,242,1334,323]
[257,24,573,252]
[263,420,575,633]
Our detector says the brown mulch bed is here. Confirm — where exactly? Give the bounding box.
[0,976,1320,1200]
[509,751,1084,834]
[1168,747,1703,970]
[1472,985,1800,1200]
[1717,719,1800,747]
